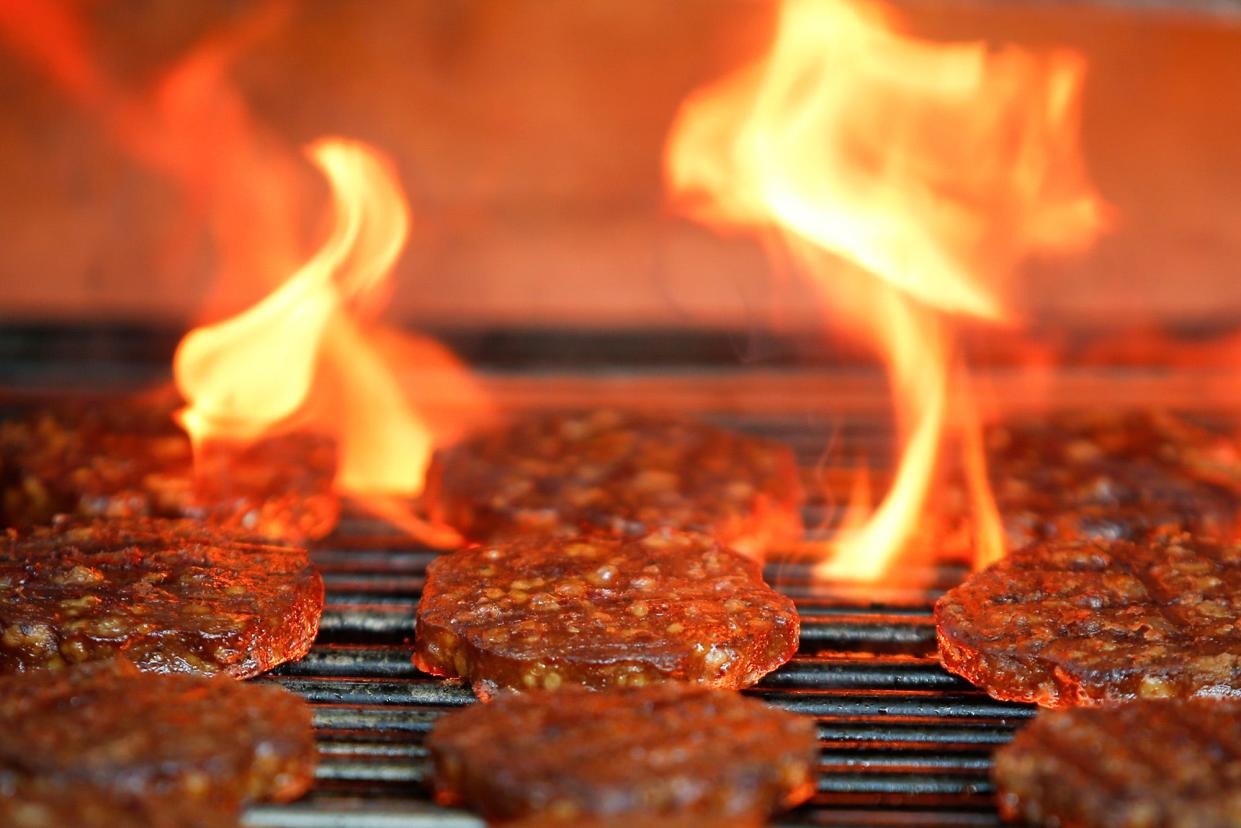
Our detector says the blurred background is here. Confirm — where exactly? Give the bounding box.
[1,0,1239,333]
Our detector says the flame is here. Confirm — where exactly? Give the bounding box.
[1,5,489,541]
[667,0,1106,579]
[174,138,484,544]
[175,139,405,444]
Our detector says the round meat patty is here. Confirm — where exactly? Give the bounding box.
[936,534,1241,707]
[0,518,324,677]
[414,530,799,699]
[0,391,339,542]
[0,661,316,827]
[993,698,1241,828]
[424,409,803,558]
[427,683,817,824]
[984,409,1241,548]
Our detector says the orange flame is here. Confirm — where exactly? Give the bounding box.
[0,5,488,542]
[667,0,1106,579]
[175,138,483,545]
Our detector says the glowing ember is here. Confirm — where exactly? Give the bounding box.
[666,0,1106,579]
[173,138,484,545]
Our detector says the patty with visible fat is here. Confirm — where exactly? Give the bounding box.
[0,660,316,827]
[425,409,803,558]
[0,518,323,677]
[0,391,339,542]
[994,698,1241,828]
[415,530,799,699]
[984,409,1241,547]
[936,534,1241,707]
[428,683,817,824]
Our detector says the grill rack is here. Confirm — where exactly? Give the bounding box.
[247,479,1032,826]
[0,326,1037,827]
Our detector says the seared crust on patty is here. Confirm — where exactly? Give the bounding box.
[985,409,1241,547]
[414,530,799,698]
[936,534,1241,707]
[0,393,339,542]
[994,698,1241,828]
[0,661,316,827]
[427,683,817,823]
[0,518,323,677]
[425,409,803,558]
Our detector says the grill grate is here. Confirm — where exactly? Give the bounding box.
[0,327,1035,827]
[247,479,1030,826]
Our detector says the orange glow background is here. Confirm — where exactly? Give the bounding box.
[1,0,1239,333]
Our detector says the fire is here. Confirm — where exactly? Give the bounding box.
[666,0,1106,579]
[175,138,483,544]
[1,3,488,542]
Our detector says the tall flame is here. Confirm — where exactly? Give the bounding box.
[175,139,406,444]
[174,138,482,544]
[0,5,488,542]
[667,0,1106,579]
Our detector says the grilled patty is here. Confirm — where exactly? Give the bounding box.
[994,698,1241,828]
[427,683,817,823]
[0,391,339,542]
[0,660,316,828]
[936,534,1241,707]
[415,530,799,699]
[424,409,803,558]
[0,518,323,677]
[984,409,1241,547]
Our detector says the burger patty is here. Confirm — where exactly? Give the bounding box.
[0,518,324,677]
[0,784,212,828]
[993,698,1241,828]
[936,534,1241,707]
[424,409,803,558]
[984,409,1241,547]
[0,660,316,828]
[414,531,799,699]
[0,391,339,542]
[427,683,817,823]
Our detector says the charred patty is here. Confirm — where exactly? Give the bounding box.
[427,683,817,824]
[414,530,799,699]
[425,409,803,558]
[936,534,1241,707]
[984,409,1241,547]
[0,660,316,828]
[994,698,1241,828]
[0,391,339,542]
[0,518,323,677]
